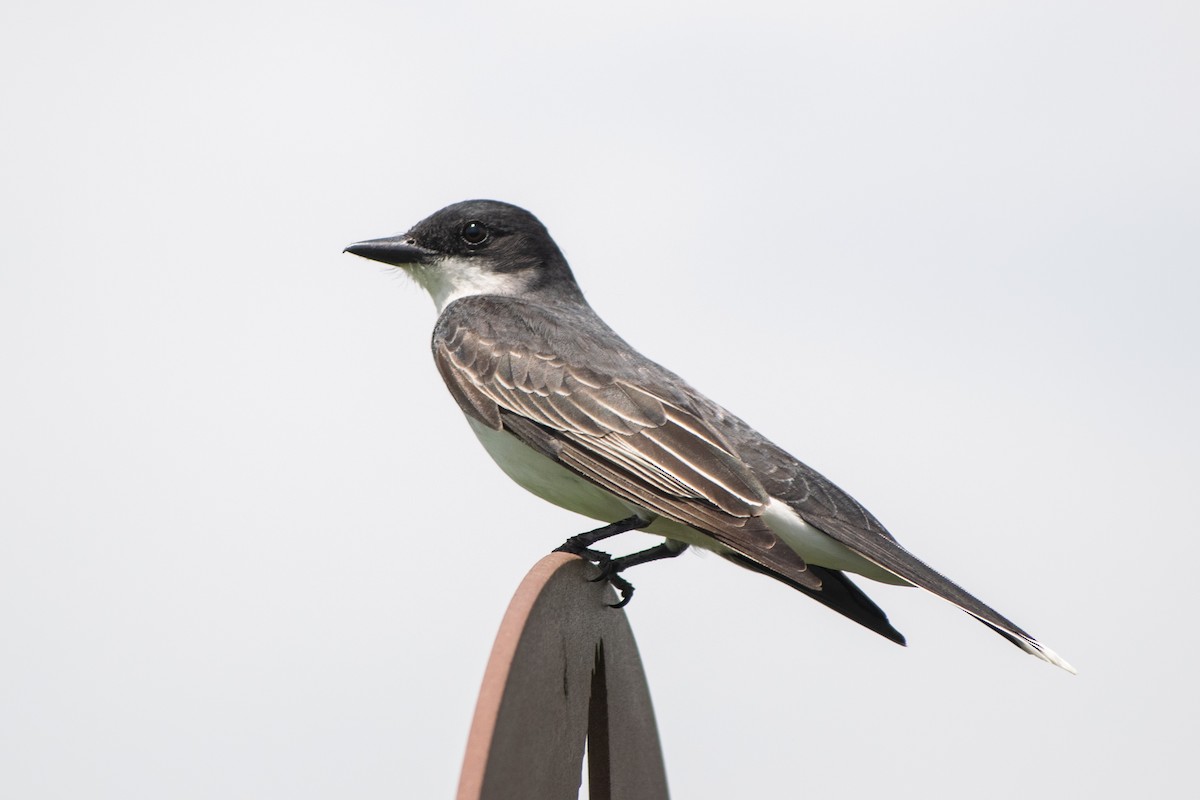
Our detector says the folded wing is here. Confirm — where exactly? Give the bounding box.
[433,298,821,590]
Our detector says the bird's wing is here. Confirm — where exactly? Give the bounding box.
[722,553,906,645]
[721,417,1073,670]
[432,309,822,590]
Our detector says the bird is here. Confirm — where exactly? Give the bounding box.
[345,199,1074,673]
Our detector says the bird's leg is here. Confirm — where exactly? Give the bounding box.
[554,515,654,605]
[554,515,650,556]
[590,542,689,608]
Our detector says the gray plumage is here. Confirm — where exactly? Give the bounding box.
[345,199,1074,672]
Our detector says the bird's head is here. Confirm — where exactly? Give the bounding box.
[345,200,584,311]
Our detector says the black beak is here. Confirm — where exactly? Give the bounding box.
[343,235,436,266]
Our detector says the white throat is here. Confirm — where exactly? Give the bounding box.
[407,255,529,312]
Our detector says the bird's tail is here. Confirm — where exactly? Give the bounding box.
[837,533,1076,673]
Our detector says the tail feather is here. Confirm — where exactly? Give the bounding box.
[971,614,1076,673]
[821,528,1076,673]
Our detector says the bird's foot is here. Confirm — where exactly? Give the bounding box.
[554,515,652,608]
[588,558,637,609]
[555,535,689,609]
[553,543,635,607]
[557,546,613,568]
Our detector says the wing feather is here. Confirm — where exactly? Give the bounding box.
[432,314,820,590]
[504,414,820,589]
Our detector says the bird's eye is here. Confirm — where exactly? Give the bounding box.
[461,221,489,245]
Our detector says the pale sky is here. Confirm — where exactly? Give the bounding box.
[2,2,1197,798]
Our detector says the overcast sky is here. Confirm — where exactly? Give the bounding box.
[2,2,1197,798]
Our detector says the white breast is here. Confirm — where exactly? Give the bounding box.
[467,418,636,522]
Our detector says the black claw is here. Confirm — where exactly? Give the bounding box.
[607,575,635,608]
[584,559,636,607]
[551,517,672,610]
[587,558,616,584]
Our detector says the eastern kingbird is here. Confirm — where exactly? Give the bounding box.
[346,199,1073,672]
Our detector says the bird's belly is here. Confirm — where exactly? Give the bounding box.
[467,421,729,553]
[467,419,638,523]
[466,418,910,584]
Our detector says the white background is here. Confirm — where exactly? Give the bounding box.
[2,2,1197,797]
